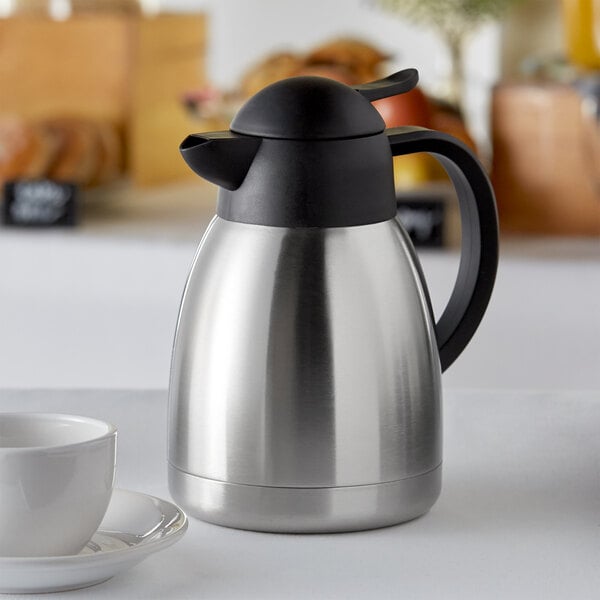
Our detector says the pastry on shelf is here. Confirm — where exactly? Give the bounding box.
[241,52,305,98]
[0,116,123,188]
[304,37,389,83]
[0,117,60,183]
[44,119,101,185]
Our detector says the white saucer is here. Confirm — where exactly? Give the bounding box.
[0,489,188,594]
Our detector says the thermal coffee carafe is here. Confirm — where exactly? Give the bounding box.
[168,69,498,532]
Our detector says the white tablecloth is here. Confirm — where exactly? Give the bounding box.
[1,388,598,600]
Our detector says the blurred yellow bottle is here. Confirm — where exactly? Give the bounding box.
[562,0,600,69]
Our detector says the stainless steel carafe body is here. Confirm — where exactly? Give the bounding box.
[168,215,442,532]
[168,69,498,533]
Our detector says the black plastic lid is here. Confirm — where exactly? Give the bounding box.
[230,76,386,140]
[180,69,423,227]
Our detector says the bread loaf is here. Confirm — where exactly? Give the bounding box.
[0,116,122,187]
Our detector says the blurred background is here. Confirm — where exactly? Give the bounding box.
[0,0,598,391]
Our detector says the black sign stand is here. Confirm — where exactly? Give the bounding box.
[3,179,78,227]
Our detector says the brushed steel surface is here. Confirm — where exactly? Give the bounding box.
[168,463,442,533]
[168,216,442,494]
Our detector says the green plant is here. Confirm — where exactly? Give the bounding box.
[373,0,520,111]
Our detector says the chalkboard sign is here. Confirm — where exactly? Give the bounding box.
[3,179,78,227]
[397,199,445,247]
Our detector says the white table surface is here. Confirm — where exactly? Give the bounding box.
[0,388,598,600]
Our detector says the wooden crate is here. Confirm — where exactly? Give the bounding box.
[128,14,207,186]
[0,15,131,122]
[492,82,600,235]
[0,13,206,186]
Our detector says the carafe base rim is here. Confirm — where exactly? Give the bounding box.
[168,463,441,533]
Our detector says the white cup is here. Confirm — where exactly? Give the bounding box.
[0,413,117,557]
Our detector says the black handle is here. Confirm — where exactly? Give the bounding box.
[354,69,419,101]
[387,126,499,372]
